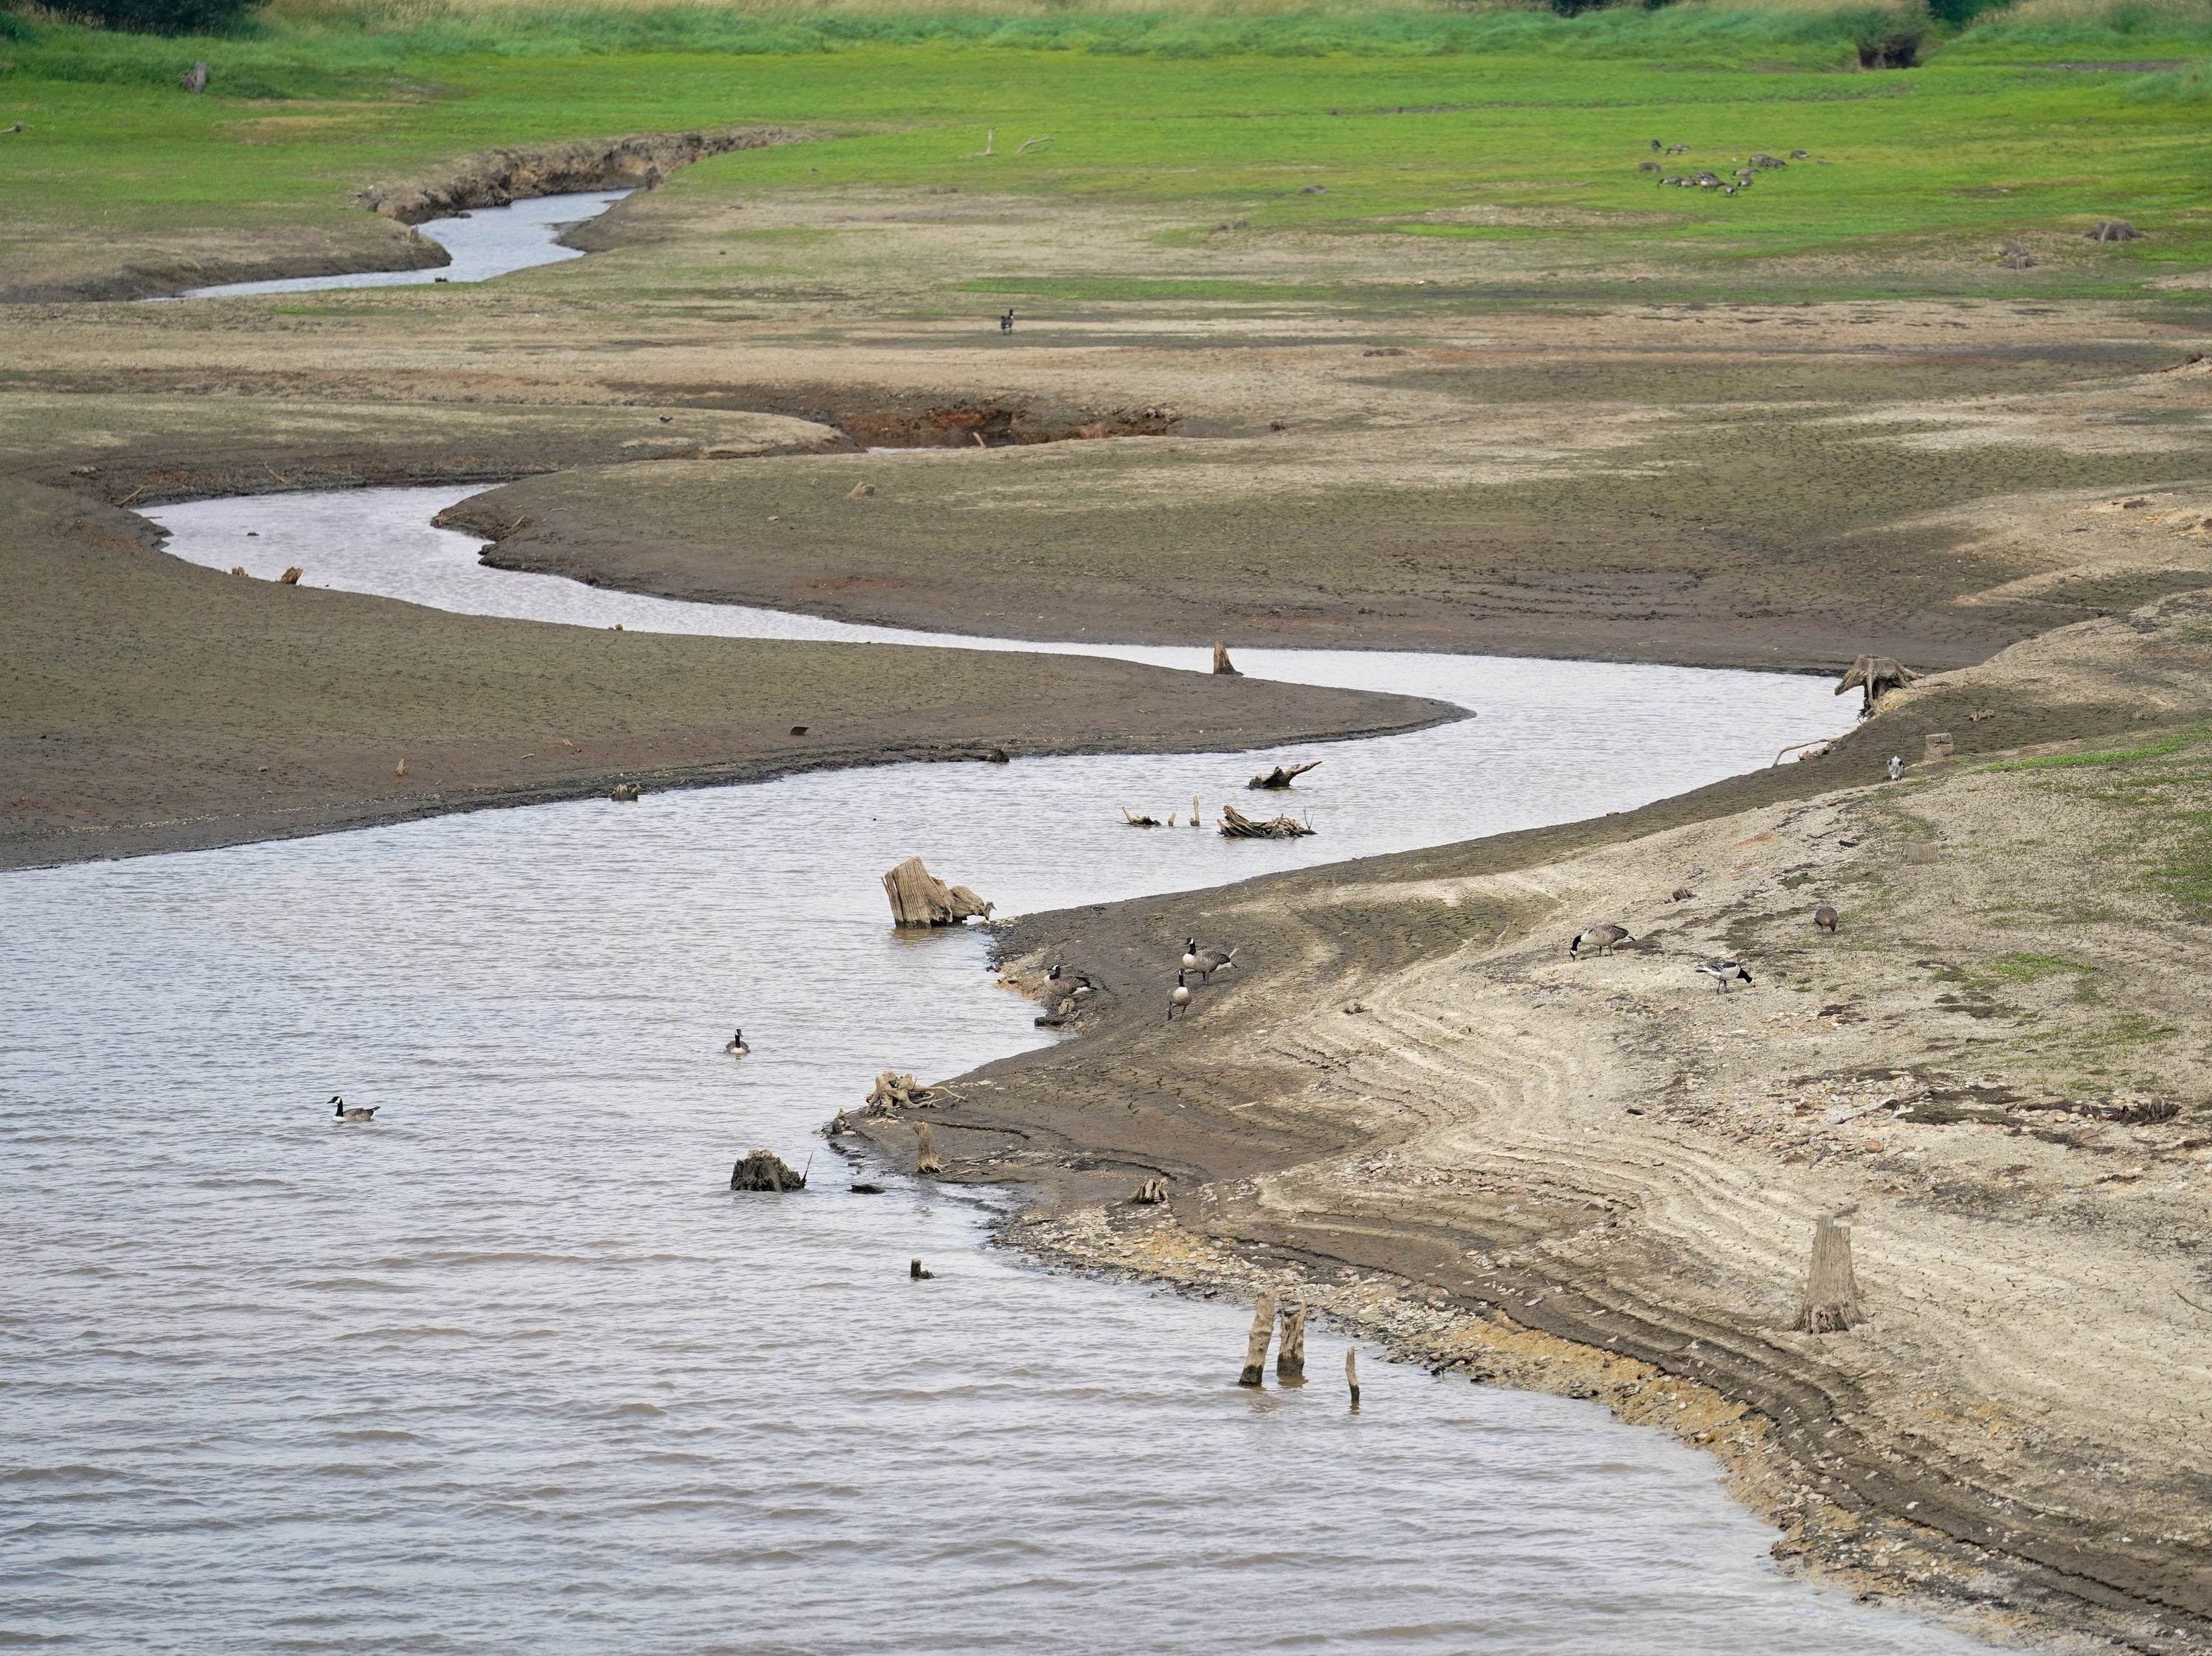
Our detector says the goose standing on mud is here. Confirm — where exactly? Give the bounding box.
[1812,905,1840,933]
[1182,939,1202,974]
[1168,970,1192,1021]
[726,1029,751,1057]
[1697,960,1754,992]
[330,1095,377,1124]
[1191,943,1239,983]
[1569,924,1632,959]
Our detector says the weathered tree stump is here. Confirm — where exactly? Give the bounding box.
[1248,760,1321,790]
[1132,1177,1168,1205]
[1346,1347,1360,1410]
[882,856,994,927]
[1213,641,1239,676]
[610,782,641,801]
[1923,731,1954,762]
[1220,804,1315,840]
[1276,1304,1307,1382]
[866,1071,932,1113]
[278,566,304,585]
[180,60,208,94]
[730,1148,807,1191]
[913,1121,943,1175]
[1795,1213,1863,1332]
[1834,655,1919,717]
[1238,1292,1276,1385]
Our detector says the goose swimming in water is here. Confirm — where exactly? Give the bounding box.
[1168,970,1192,1021]
[330,1094,377,1124]
[1569,924,1632,959]
[1697,960,1754,992]
[726,1029,751,1057]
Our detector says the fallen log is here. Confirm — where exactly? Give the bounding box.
[1248,760,1321,790]
[1220,804,1315,840]
[730,1148,807,1191]
[882,855,994,927]
[1121,807,1166,827]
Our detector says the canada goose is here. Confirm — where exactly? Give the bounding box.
[1045,964,1096,998]
[1192,944,1238,982]
[1182,939,1202,973]
[1697,960,1754,992]
[330,1094,377,1124]
[726,1029,751,1057]
[1813,905,1840,933]
[1569,925,1632,959]
[1169,970,1192,1021]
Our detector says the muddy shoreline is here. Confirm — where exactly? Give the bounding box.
[843,592,2212,1652]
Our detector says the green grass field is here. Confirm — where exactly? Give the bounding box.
[1,0,2209,300]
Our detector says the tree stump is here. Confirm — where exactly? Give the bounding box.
[1132,1177,1168,1205]
[278,566,303,585]
[1248,760,1321,790]
[1212,641,1239,676]
[1834,654,1919,717]
[1795,1213,1863,1332]
[1238,1292,1276,1385]
[882,855,994,927]
[1220,804,1315,839]
[1276,1304,1307,1382]
[866,1071,931,1113]
[180,60,208,94]
[1923,731,1954,763]
[729,1148,807,1191]
[913,1121,943,1175]
[1346,1346,1360,1410]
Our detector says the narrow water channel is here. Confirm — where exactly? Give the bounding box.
[0,490,1987,1654]
[173,189,632,299]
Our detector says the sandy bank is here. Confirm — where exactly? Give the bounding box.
[851,589,2212,1650]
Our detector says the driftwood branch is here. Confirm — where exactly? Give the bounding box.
[1248,760,1321,790]
[1015,135,1055,155]
[1220,804,1315,839]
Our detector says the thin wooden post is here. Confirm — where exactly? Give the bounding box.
[1238,1292,1276,1386]
[1795,1212,1863,1332]
[914,1121,942,1175]
[1346,1347,1360,1411]
[1276,1304,1307,1382]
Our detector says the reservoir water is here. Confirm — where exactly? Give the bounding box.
[0,489,1986,1653]
[175,190,632,299]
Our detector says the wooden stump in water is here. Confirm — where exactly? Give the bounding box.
[1276,1304,1307,1382]
[913,1121,943,1175]
[1248,760,1321,791]
[729,1148,807,1191]
[1346,1346,1360,1410]
[882,856,995,927]
[1238,1292,1276,1386]
[1212,641,1239,676]
[1220,804,1315,840]
[1795,1213,1863,1332]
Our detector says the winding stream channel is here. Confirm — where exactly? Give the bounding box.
[0,486,1995,1652]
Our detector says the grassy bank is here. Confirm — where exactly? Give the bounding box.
[1,0,2209,300]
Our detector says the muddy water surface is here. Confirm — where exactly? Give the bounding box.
[0,492,1986,1654]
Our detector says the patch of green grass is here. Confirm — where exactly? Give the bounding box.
[1980,729,2211,770]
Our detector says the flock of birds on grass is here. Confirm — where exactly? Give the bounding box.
[1639,141,1813,197]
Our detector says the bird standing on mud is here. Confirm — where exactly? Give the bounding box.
[1697,961,1754,992]
[1569,924,1632,959]
[1168,970,1192,1021]
[1813,905,1839,933]
[1186,939,1239,982]
[330,1095,377,1124]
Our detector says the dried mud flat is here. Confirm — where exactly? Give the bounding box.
[852,589,2212,1650]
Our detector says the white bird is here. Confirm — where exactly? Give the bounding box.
[1569,924,1632,959]
[726,1029,751,1057]
[1697,960,1754,992]
[330,1094,377,1124]
[1168,970,1192,1021]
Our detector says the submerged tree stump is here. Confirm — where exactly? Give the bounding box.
[1795,1213,1863,1332]
[1220,804,1315,840]
[1239,1292,1277,1386]
[1346,1346,1360,1410]
[1248,760,1321,791]
[730,1148,807,1191]
[882,856,994,927]
[1276,1304,1307,1382]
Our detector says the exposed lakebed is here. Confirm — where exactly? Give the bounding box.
[0,490,1992,1652]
